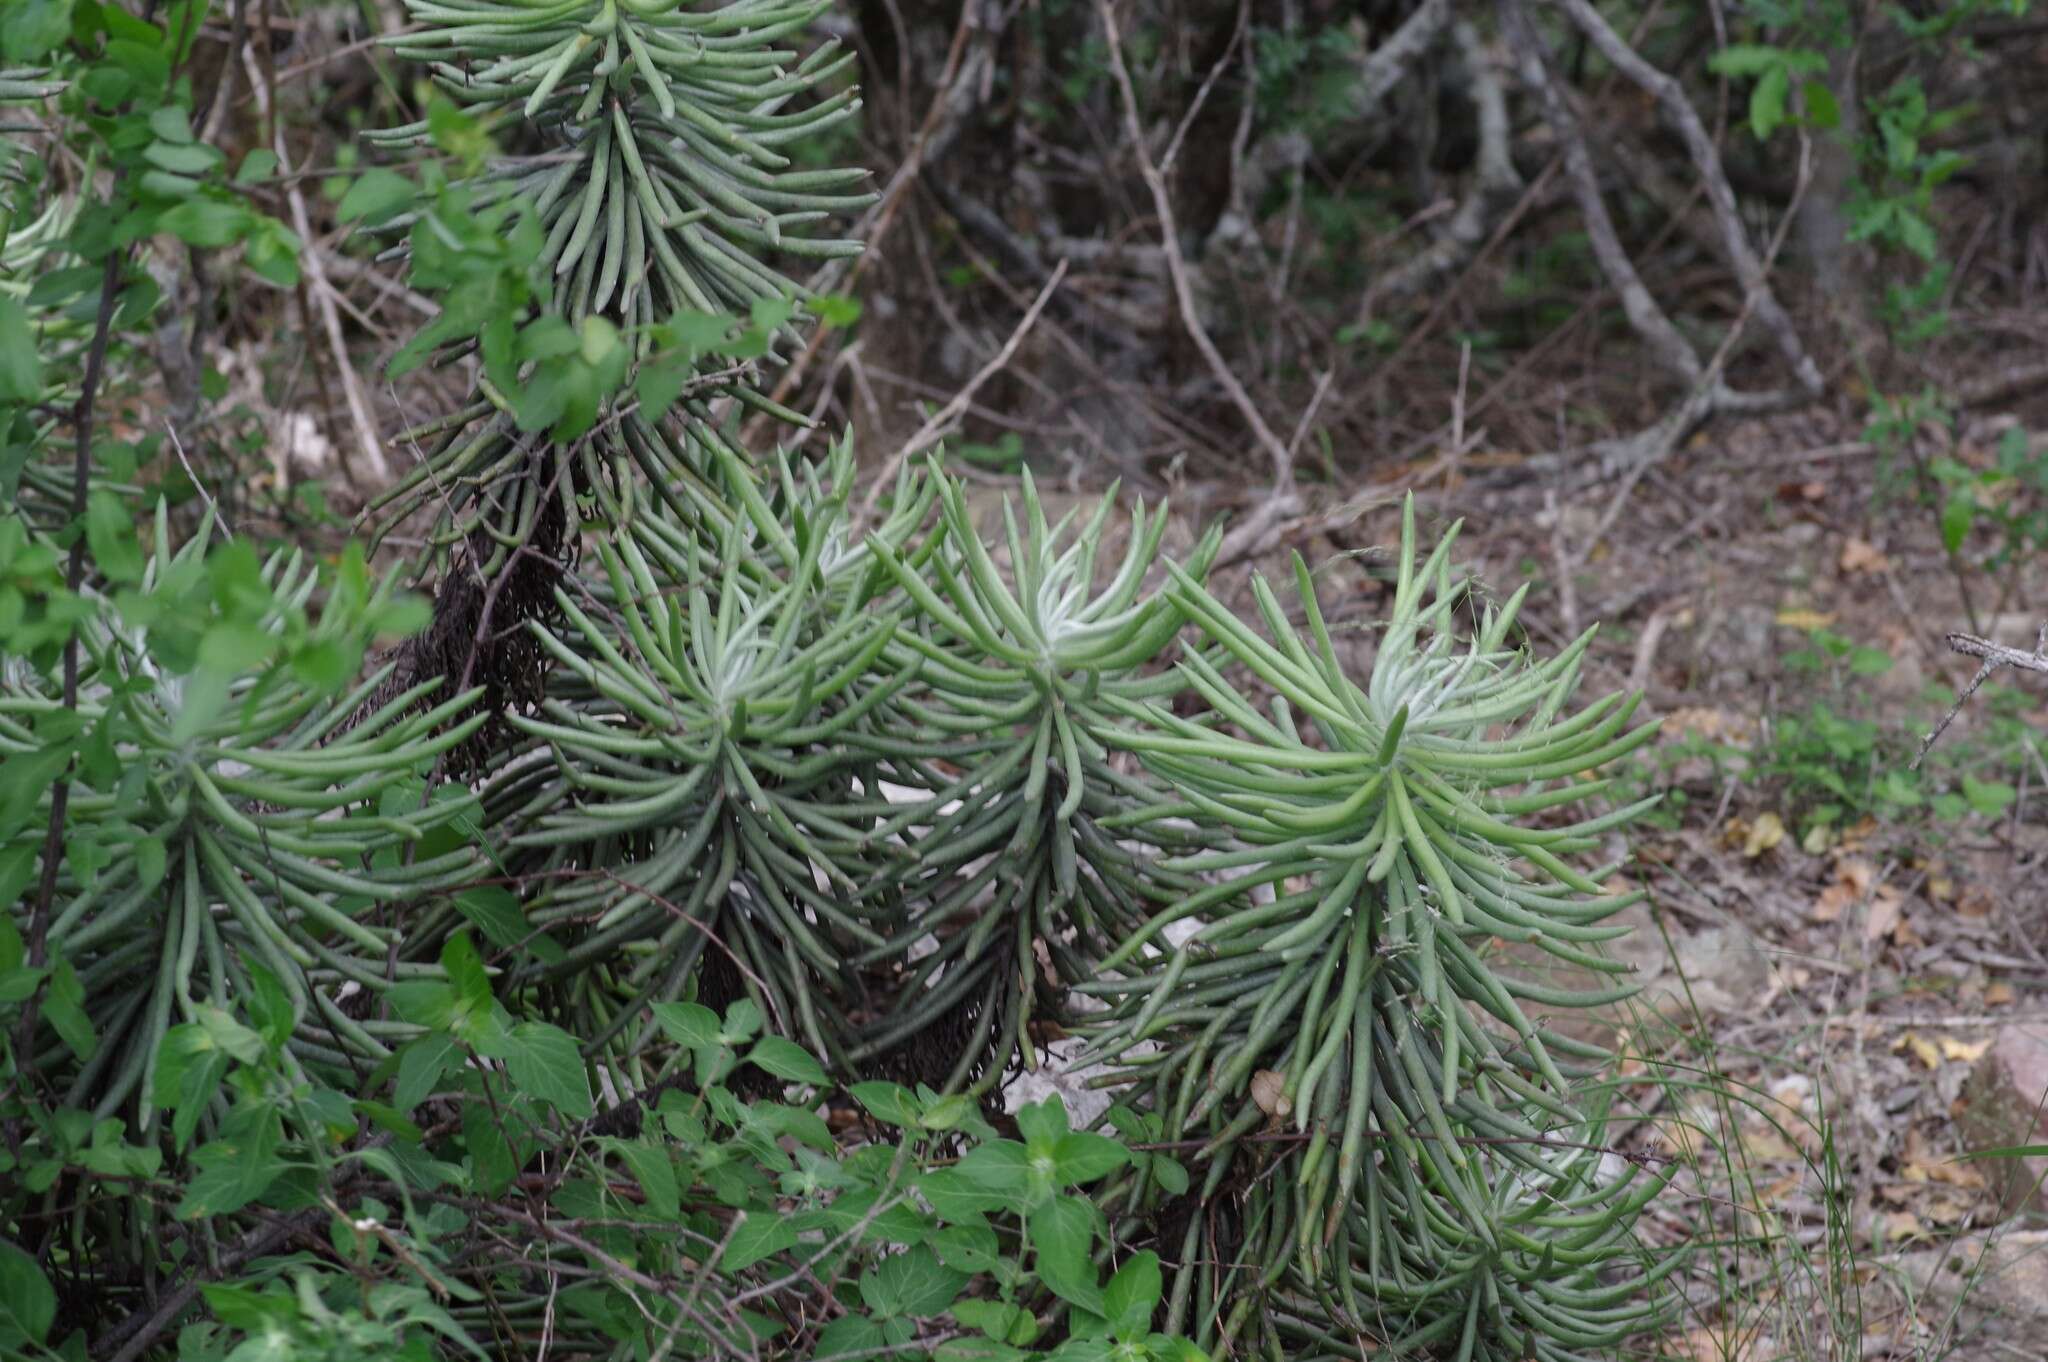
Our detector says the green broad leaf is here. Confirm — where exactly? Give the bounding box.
[959,1139,1032,1196]
[157,197,252,249]
[721,1209,799,1272]
[930,1223,1007,1279]
[196,1004,266,1065]
[920,1094,974,1131]
[1014,1097,1069,1146]
[462,1101,516,1195]
[935,1341,1029,1362]
[134,835,168,894]
[243,962,294,1054]
[199,1283,295,1332]
[1030,1194,1103,1315]
[352,1101,422,1143]
[338,168,416,226]
[1750,64,1790,141]
[953,1299,1037,1346]
[1940,492,1975,553]
[517,316,580,362]
[243,218,302,288]
[848,1081,923,1129]
[652,1001,720,1050]
[1102,1251,1161,1338]
[917,1167,1012,1221]
[664,310,734,352]
[497,1021,593,1119]
[860,1245,965,1319]
[43,959,95,1060]
[745,1036,826,1087]
[85,489,144,582]
[720,999,763,1043]
[389,979,460,1031]
[153,1024,232,1152]
[1962,775,2016,817]
[26,265,102,309]
[149,105,194,145]
[454,886,544,955]
[749,295,796,333]
[144,140,224,176]
[0,297,43,403]
[177,1123,283,1219]
[1802,78,1840,130]
[1706,43,1787,78]
[1896,208,1938,262]
[0,0,71,63]
[811,294,862,328]
[0,848,37,924]
[813,1316,885,1362]
[609,1138,680,1219]
[288,637,354,691]
[634,353,693,422]
[394,1032,461,1112]
[235,149,279,184]
[0,1239,56,1346]
[1052,1132,1127,1186]
[441,931,492,1014]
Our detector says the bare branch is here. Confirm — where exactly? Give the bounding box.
[1548,0,1824,395]
[1096,0,1296,491]
[1915,625,2048,768]
[856,260,1070,527]
[243,44,393,484]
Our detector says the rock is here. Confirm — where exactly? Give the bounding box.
[1956,1022,2048,1217]
[1003,1036,1115,1129]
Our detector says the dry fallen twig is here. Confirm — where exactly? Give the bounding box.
[1915,624,2048,768]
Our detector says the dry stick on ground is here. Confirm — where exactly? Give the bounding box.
[1914,624,2048,768]
[854,259,1069,527]
[1096,0,1299,548]
[242,45,392,484]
